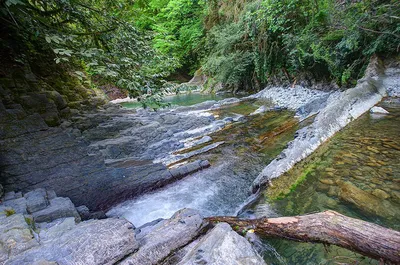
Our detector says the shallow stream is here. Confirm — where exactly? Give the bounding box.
[247,98,400,264]
[108,99,300,226]
[108,94,400,264]
[120,92,235,108]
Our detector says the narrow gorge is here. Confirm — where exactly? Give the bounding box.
[1,0,399,264]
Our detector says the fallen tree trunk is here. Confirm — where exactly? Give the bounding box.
[205,210,400,264]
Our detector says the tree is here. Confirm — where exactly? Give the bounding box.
[0,0,177,103]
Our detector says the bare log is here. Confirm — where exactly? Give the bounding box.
[205,210,400,264]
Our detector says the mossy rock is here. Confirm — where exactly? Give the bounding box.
[68,101,83,109]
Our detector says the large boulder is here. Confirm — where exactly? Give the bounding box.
[177,222,266,265]
[43,91,67,110]
[120,208,207,265]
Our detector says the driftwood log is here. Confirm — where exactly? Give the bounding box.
[206,210,400,264]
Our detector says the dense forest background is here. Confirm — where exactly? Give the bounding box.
[1,0,399,100]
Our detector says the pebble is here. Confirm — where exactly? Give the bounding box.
[372,189,390,199]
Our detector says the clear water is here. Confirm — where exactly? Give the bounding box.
[120,92,235,109]
[107,100,299,226]
[248,98,400,264]
[108,96,400,264]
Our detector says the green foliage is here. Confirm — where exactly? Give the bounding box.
[1,0,177,101]
[3,208,16,216]
[1,0,399,99]
[202,0,400,89]
[133,0,206,74]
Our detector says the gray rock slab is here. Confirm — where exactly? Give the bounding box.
[5,218,138,265]
[120,208,207,265]
[370,106,389,114]
[3,197,27,214]
[169,160,210,179]
[38,217,76,243]
[177,222,266,265]
[32,197,80,223]
[24,188,49,213]
[4,191,15,201]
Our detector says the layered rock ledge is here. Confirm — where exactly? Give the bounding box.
[1,97,238,211]
[0,188,264,265]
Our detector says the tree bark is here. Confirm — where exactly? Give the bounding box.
[205,210,400,264]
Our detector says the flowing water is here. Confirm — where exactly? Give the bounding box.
[246,98,400,264]
[120,92,235,108]
[108,93,400,264]
[107,99,300,226]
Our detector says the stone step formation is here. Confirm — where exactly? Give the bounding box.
[0,188,265,265]
[1,93,239,211]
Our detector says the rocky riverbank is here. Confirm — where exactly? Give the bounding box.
[0,93,247,211]
[0,188,265,265]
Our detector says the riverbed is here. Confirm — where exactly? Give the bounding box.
[107,98,300,226]
[107,93,399,264]
[247,98,400,264]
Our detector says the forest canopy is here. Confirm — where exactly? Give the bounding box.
[1,0,399,98]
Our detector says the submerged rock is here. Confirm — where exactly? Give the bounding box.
[250,105,267,115]
[338,181,398,219]
[169,160,211,179]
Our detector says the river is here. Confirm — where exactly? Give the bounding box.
[107,93,400,264]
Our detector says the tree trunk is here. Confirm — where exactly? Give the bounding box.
[205,210,400,264]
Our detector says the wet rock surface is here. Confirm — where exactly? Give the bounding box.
[0,99,237,210]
